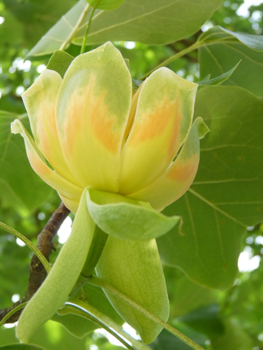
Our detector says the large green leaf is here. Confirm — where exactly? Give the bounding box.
[28,0,222,57]
[157,86,263,290]
[0,111,52,211]
[198,26,263,97]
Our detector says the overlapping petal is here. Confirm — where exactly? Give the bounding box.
[119,68,198,194]
[56,42,132,193]
[22,69,77,185]
[11,120,82,205]
[128,117,209,211]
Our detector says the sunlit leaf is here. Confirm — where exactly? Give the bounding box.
[28,0,223,57]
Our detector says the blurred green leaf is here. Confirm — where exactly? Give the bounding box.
[0,111,53,211]
[158,86,263,289]
[212,319,254,350]
[166,271,219,319]
[88,0,125,11]
[0,345,46,350]
[177,304,224,338]
[28,0,223,57]
[198,26,263,97]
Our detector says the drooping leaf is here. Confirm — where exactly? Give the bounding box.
[27,0,223,57]
[157,86,263,290]
[0,111,53,211]
[86,187,179,241]
[198,26,263,97]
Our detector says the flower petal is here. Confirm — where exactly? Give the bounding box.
[56,42,132,192]
[11,119,83,206]
[119,68,198,194]
[128,117,209,211]
[22,69,77,185]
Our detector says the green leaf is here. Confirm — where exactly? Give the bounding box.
[198,61,241,86]
[198,26,263,97]
[0,345,46,350]
[27,0,222,57]
[16,189,95,343]
[157,86,263,290]
[88,0,125,11]
[96,236,169,343]
[0,111,52,212]
[46,50,74,78]
[86,187,179,241]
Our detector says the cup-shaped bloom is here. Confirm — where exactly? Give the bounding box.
[12,42,206,214]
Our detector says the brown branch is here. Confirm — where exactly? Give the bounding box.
[0,202,70,323]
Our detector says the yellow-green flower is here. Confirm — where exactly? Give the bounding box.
[11,42,205,214]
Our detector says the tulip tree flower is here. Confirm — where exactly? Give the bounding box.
[11,42,209,344]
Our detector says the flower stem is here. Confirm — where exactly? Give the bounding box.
[81,0,102,54]
[0,222,50,273]
[88,275,205,350]
[0,302,27,328]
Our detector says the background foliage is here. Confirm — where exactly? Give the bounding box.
[1,0,263,349]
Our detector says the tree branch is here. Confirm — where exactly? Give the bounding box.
[0,202,70,324]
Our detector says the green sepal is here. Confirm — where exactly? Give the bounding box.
[46,50,74,78]
[86,187,180,241]
[16,189,95,343]
[96,236,170,344]
[88,0,125,11]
